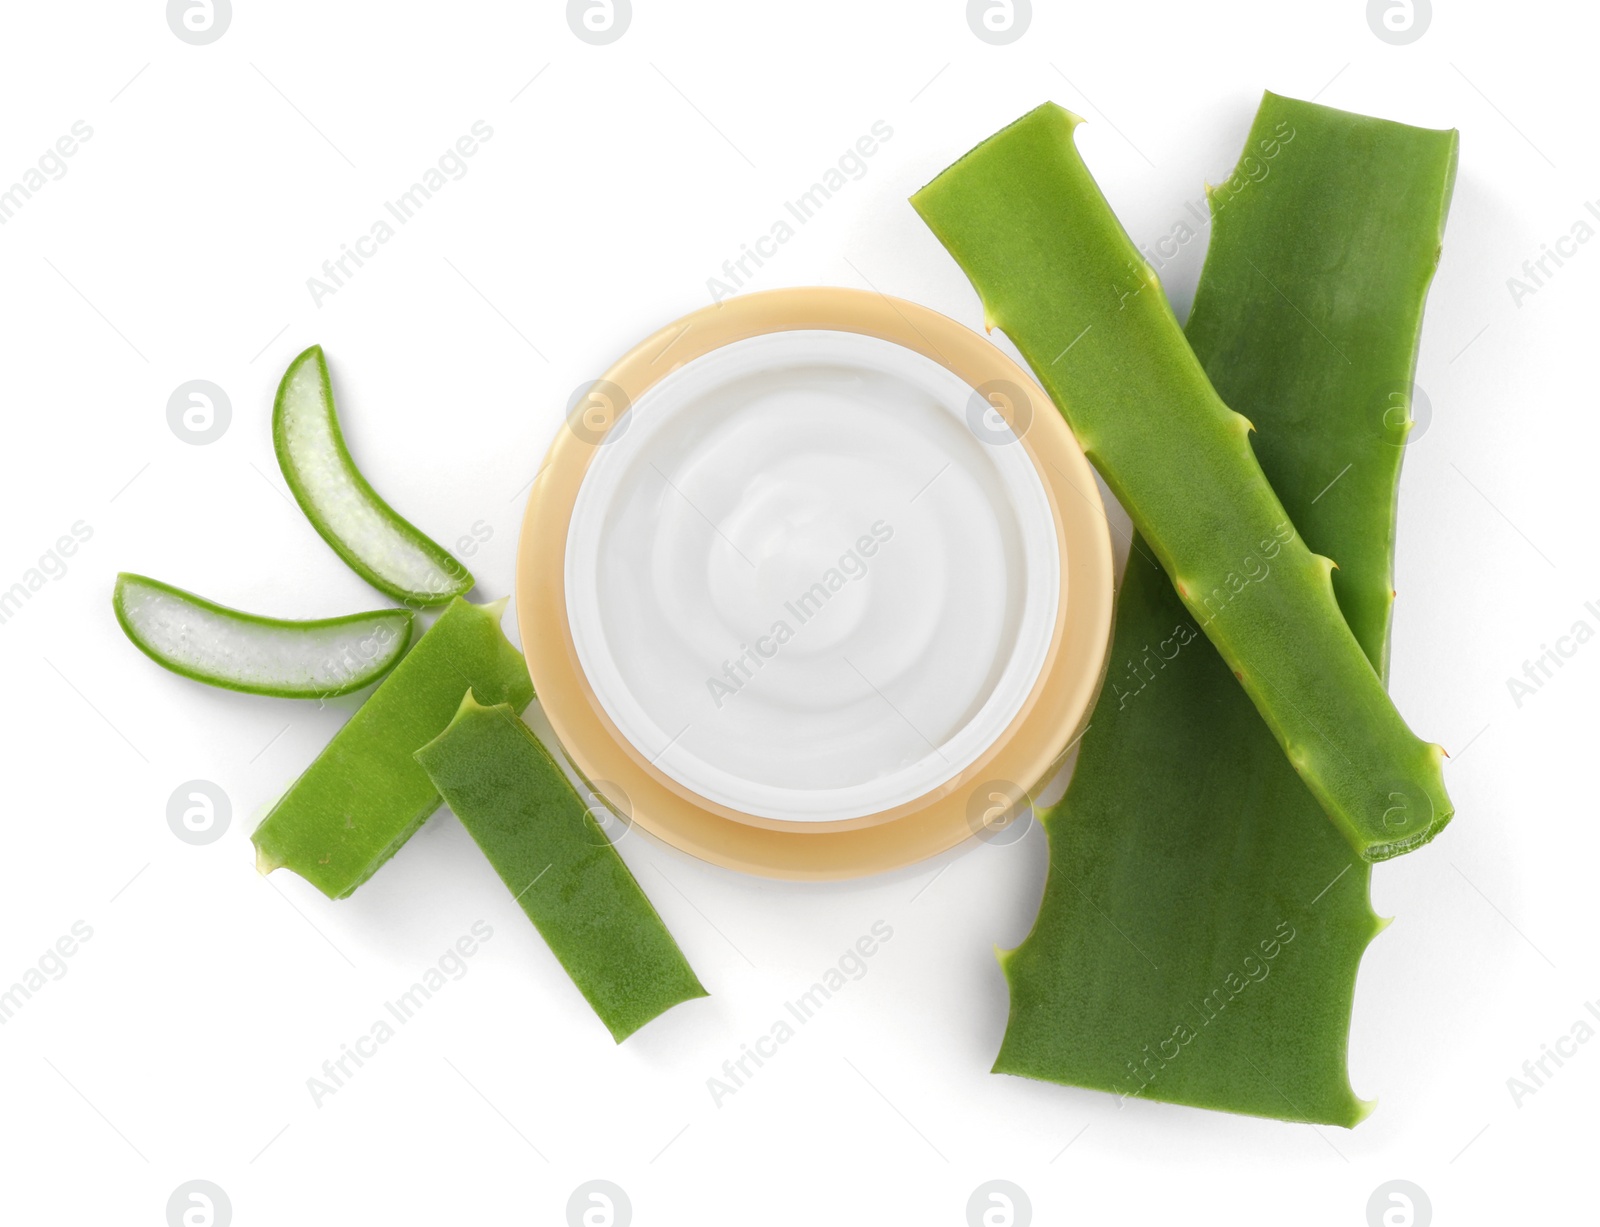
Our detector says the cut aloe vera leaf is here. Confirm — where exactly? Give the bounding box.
[995,94,1457,1124]
[274,344,473,607]
[113,572,413,698]
[252,597,533,899]
[417,694,707,1042]
[912,104,1451,862]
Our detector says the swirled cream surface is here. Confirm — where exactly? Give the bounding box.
[565,330,1060,823]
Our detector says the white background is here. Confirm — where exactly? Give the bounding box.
[0,2,1591,1224]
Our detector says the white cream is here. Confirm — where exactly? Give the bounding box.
[565,329,1060,823]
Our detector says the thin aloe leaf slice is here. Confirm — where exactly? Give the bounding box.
[113,572,413,698]
[274,344,473,607]
[994,94,1457,1124]
[417,693,707,1042]
[911,104,1451,862]
[252,597,533,899]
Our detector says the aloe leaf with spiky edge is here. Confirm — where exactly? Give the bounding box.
[989,94,1457,1123]
[912,103,1452,862]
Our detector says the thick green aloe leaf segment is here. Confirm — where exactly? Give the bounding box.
[912,104,1451,862]
[113,572,413,698]
[991,94,1457,1124]
[274,344,474,607]
[252,598,533,899]
[417,695,707,1042]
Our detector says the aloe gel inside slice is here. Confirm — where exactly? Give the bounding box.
[275,346,472,605]
[114,573,413,698]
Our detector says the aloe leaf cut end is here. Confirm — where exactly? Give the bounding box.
[274,344,474,607]
[113,572,413,698]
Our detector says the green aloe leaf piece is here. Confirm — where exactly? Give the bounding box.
[416,694,707,1042]
[911,103,1452,861]
[274,344,474,607]
[992,94,1457,1124]
[252,597,534,899]
[113,572,413,698]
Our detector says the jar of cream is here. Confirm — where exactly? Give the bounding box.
[517,287,1113,878]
